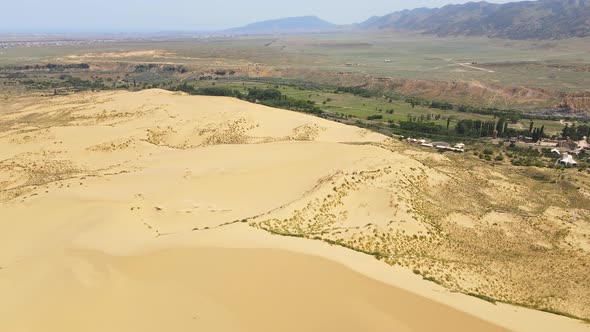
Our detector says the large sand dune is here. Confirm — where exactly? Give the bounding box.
[0,90,588,331]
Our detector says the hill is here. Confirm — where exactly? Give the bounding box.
[359,0,590,39]
[226,16,336,35]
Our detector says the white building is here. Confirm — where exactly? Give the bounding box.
[557,153,578,167]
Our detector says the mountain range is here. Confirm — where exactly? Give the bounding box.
[227,0,590,39]
[360,0,590,39]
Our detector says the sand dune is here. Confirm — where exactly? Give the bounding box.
[0,90,587,332]
[1,247,510,332]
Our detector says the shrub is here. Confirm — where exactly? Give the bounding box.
[467,293,497,304]
[399,121,442,134]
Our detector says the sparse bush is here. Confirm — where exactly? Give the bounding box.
[467,293,497,304]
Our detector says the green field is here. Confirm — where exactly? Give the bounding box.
[186,79,571,136]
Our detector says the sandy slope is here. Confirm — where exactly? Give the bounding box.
[0,90,587,332]
[1,247,510,332]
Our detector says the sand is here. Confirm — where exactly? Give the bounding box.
[1,247,510,332]
[0,90,587,332]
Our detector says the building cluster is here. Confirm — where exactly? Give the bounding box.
[551,137,590,167]
[405,138,465,152]
[0,40,106,49]
[551,149,578,167]
[573,137,590,154]
[510,136,589,167]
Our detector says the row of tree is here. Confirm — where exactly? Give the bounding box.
[246,88,322,114]
[170,84,322,115]
[455,119,502,137]
[336,86,379,98]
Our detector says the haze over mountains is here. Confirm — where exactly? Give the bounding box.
[226,16,337,35]
[229,0,590,39]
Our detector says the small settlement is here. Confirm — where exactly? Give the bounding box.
[516,135,589,167]
[402,132,590,167]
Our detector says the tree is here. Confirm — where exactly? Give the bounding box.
[496,117,505,134]
[430,101,453,110]
[533,128,541,143]
[508,113,520,124]
[529,121,534,134]
[247,88,282,101]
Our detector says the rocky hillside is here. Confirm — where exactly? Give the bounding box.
[359,0,590,39]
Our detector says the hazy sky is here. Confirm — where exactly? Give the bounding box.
[1,0,515,32]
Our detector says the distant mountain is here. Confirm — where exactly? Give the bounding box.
[358,0,590,39]
[226,16,336,35]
